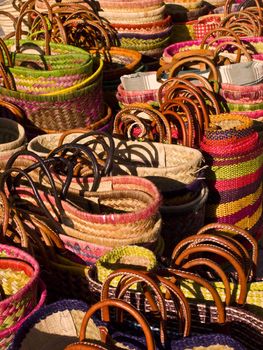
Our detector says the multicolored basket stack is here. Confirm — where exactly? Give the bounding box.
[97,0,173,58]
[200,113,263,240]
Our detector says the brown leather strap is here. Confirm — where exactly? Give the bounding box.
[65,343,109,350]
[174,244,248,305]
[79,299,155,350]
[182,258,232,306]
[160,268,226,323]
[196,223,258,278]
[101,269,167,345]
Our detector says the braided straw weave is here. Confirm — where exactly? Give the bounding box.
[0,244,40,332]
[200,114,263,240]
[3,39,94,95]
[0,280,46,350]
[0,58,105,131]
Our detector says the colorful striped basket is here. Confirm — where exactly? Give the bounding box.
[200,113,263,240]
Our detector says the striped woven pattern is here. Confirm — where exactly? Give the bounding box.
[201,114,263,240]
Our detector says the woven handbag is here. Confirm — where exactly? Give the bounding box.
[0,56,105,133]
[0,10,96,95]
[10,298,156,350]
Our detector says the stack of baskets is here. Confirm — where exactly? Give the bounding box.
[0,12,108,136]
[97,0,173,58]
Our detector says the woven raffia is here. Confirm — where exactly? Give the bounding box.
[0,280,46,350]
[200,114,263,240]
[96,245,157,286]
[3,39,94,95]
[0,67,104,131]
[0,244,40,332]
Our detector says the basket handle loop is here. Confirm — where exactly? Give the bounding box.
[196,223,258,278]
[65,343,109,350]
[200,27,243,49]
[58,130,115,177]
[173,244,248,305]
[165,268,226,323]
[15,9,51,55]
[0,62,16,90]
[79,299,155,350]
[47,143,101,195]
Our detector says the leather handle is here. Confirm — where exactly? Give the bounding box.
[20,0,54,21]
[79,299,155,350]
[225,0,263,19]
[213,40,252,63]
[0,100,26,121]
[161,268,226,323]
[163,83,210,131]
[173,244,248,305]
[113,106,171,143]
[67,131,115,176]
[101,269,167,345]
[200,27,242,50]
[47,143,101,194]
[168,55,219,84]
[0,38,13,67]
[0,62,16,90]
[5,150,63,218]
[15,10,51,55]
[196,223,258,277]
[162,110,190,147]
[182,258,232,306]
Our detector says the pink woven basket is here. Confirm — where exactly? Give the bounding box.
[0,279,46,350]
[0,244,40,332]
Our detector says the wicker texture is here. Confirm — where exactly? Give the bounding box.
[200,114,263,240]
[0,244,40,332]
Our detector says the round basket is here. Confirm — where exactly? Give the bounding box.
[0,244,40,332]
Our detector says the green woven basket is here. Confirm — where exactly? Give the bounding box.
[2,39,94,95]
[96,245,157,288]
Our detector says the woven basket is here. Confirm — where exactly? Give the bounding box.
[0,57,105,132]
[0,279,46,350]
[0,244,40,332]
[193,14,222,40]
[200,113,263,240]
[96,245,157,287]
[0,117,26,165]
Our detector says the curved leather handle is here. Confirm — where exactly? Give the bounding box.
[161,79,210,133]
[0,38,13,67]
[15,10,51,55]
[101,269,167,345]
[171,234,248,268]
[79,299,155,350]
[213,40,252,63]
[160,268,226,323]
[200,27,243,50]
[221,11,262,37]
[162,110,190,147]
[5,150,63,217]
[113,106,170,143]
[225,0,263,20]
[47,143,101,193]
[163,83,210,130]
[0,99,26,121]
[67,131,115,176]
[0,167,62,234]
[196,223,258,278]
[168,55,219,84]
[164,96,203,144]
[182,258,231,306]
[173,244,248,305]
[179,72,215,92]
[20,0,54,21]
[0,62,16,90]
